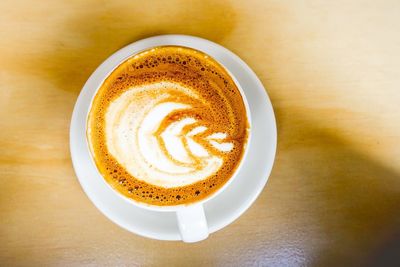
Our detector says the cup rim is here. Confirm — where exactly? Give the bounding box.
[84,40,252,212]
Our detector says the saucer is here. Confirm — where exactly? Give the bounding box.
[70,35,277,241]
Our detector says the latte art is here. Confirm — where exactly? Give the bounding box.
[87,46,249,206]
[106,81,234,188]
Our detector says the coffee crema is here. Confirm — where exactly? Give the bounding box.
[87,46,249,206]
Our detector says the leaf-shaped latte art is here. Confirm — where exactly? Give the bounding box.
[106,81,234,188]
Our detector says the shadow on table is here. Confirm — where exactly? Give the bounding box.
[265,106,400,267]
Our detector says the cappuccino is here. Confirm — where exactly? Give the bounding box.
[87,46,249,206]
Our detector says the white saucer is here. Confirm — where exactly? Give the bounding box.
[70,35,277,241]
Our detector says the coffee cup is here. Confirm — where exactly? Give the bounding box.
[70,35,273,243]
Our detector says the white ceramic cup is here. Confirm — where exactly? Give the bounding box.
[82,38,252,243]
[71,34,277,242]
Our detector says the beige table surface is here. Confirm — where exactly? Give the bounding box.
[1,0,400,266]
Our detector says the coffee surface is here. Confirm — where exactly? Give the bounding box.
[87,46,249,206]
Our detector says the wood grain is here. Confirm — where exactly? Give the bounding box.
[1,0,400,266]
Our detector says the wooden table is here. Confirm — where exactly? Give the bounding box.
[1,0,400,266]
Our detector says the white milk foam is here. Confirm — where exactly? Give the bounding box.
[105,81,234,188]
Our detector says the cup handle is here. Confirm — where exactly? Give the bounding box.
[176,204,209,242]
